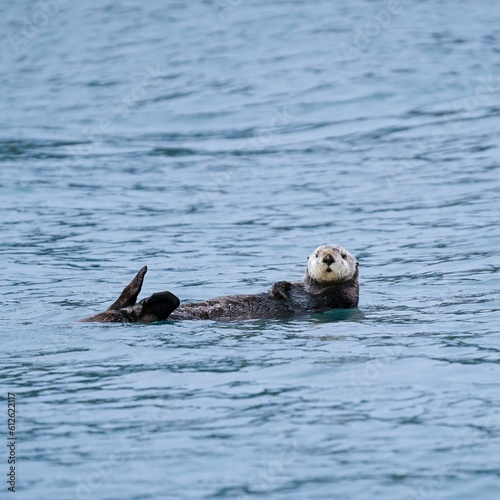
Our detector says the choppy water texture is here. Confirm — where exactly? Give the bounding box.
[1,1,500,499]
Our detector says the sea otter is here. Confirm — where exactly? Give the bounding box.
[80,244,359,323]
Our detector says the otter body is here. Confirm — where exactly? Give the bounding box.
[169,293,292,321]
[81,245,359,323]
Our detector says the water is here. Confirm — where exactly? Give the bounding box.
[1,0,500,498]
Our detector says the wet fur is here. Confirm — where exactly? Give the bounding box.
[169,293,292,321]
[81,245,359,323]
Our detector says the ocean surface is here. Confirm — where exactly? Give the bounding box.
[1,1,500,499]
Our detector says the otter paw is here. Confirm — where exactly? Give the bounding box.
[269,281,293,301]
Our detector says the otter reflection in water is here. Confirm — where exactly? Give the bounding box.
[81,244,359,323]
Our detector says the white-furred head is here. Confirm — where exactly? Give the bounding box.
[305,244,358,284]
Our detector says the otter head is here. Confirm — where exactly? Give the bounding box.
[305,244,358,284]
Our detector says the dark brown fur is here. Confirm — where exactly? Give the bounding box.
[81,260,359,323]
[168,293,292,321]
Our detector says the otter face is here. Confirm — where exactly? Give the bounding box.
[306,244,357,284]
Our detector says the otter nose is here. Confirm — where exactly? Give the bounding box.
[322,255,335,266]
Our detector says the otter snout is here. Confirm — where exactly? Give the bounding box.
[322,254,335,266]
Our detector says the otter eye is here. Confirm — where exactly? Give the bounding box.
[315,252,319,258]
[341,253,347,259]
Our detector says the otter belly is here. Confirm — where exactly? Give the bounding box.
[169,293,293,321]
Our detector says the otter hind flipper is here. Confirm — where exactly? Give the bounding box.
[138,291,180,323]
[107,266,148,311]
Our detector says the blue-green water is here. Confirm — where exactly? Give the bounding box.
[1,1,500,499]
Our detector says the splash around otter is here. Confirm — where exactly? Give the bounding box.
[80,244,359,323]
